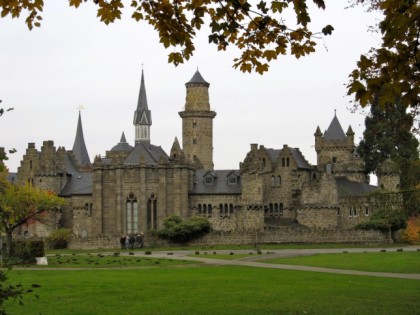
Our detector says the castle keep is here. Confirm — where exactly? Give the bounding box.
[14,70,400,243]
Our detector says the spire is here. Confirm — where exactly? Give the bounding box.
[323,112,346,140]
[72,111,91,169]
[186,70,210,87]
[120,132,127,143]
[133,70,152,144]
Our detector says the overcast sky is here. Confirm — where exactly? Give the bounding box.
[1,1,382,180]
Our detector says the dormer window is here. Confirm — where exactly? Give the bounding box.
[204,176,214,185]
[227,171,239,185]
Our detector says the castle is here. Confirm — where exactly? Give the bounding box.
[13,70,400,244]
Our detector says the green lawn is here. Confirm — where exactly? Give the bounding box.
[4,266,419,315]
[262,251,420,274]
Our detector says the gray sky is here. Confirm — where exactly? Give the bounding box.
[1,1,382,178]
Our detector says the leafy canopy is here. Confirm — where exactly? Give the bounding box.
[347,0,420,129]
[0,0,333,74]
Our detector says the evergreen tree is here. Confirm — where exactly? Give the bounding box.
[357,99,419,190]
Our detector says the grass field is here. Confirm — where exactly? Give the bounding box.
[262,251,420,274]
[3,250,420,315]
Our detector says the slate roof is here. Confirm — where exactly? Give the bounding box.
[290,148,313,170]
[60,172,93,196]
[266,148,312,170]
[133,71,152,126]
[124,142,169,165]
[335,177,377,197]
[186,70,210,87]
[72,111,92,168]
[190,170,241,195]
[111,132,133,152]
[323,114,346,140]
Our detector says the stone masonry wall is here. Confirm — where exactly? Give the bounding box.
[68,227,389,249]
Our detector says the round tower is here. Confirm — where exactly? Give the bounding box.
[179,70,216,170]
[377,158,400,190]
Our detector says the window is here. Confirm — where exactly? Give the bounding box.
[271,176,276,187]
[208,204,212,215]
[193,138,197,144]
[126,194,138,234]
[277,175,281,186]
[286,157,290,167]
[332,157,337,163]
[205,176,214,185]
[229,204,234,214]
[198,204,202,214]
[228,175,238,185]
[365,207,369,216]
[282,158,285,167]
[29,160,33,169]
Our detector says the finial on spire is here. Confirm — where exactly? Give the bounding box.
[141,62,144,72]
[77,104,86,111]
[334,109,337,116]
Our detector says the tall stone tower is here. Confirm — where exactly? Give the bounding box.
[179,70,216,170]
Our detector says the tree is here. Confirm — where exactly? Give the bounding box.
[347,0,420,130]
[0,171,66,257]
[0,0,333,74]
[357,99,419,188]
[0,100,15,173]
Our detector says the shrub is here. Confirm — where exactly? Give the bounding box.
[11,240,45,264]
[400,215,420,244]
[158,215,211,243]
[46,228,72,249]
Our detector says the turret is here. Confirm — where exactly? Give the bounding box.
[133,70,152,144]
[179,70,216,170]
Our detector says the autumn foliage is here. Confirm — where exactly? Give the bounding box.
[401,215,420,244]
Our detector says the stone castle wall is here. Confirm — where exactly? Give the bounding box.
[67,227,389,249]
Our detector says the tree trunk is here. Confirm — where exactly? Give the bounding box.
[5,229,13,258]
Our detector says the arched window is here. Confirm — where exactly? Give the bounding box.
[126,193,138,234]
[198,204,202,214]
[274,203,279,213]
[282,158,285,167]
[229,204,234,214]
[208,204,212,215]
[269,203,273,213]
[286,157,290,167]
[271,175,276,187]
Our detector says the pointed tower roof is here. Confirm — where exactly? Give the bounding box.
[186,69,210,87]
[72,111,92,168]
[111,132,133,152]
[133,70,152,125]
[323,113,346,140]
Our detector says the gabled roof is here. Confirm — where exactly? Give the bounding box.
[133,70,152,126]
[266,147,312,170]
[323,114,346,140]
[72,111,91,168]
[190,170,241,195]
[185,70,210,87]
[60,172,93,196]
[289,148,313,170]
[124,142,169,165]
[111,132,133,152]
[335,177,377,197]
